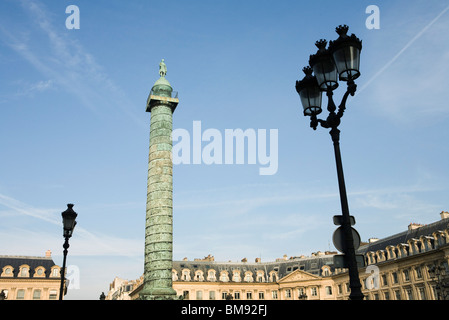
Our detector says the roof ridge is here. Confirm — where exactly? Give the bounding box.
[0,255,52,260]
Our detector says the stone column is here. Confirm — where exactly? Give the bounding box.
[140,60,179,300]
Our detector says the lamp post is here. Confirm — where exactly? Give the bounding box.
[295,25,364,300]
[59,203,77,300]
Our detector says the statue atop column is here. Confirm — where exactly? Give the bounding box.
[159,59,167,77]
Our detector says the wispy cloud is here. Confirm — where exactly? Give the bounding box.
[357,4,449,96]
[0,193,143,259]
[355,5,449,124]
[0,0,145,128]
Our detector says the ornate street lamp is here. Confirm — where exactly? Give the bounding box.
[59,203,77,300]
[295,25,364,300]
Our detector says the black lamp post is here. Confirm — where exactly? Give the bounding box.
[59,203,77,300]
[295,25,364,300]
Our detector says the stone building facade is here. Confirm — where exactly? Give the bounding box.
[0,250,62,300]
[117,211,449,300]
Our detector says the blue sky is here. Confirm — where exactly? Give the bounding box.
[1,0,449,300]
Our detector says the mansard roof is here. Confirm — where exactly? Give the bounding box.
[0,255,58,278]
[173,255,335,279]
[357,217,449,254]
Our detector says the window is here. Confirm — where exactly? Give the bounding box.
[246,292,253,300]
[49,290,57,300]
[285,289,291,299]
[415,267,422,279]
[298,288,305,296]
[207,270,216,281]
[195,271,204,281]
[403,270,410,282]
[382,274,388,286]
[220,272,229,282]
[271,290,278,299]
[258,291,264,300]
[311,287,318,296]
[394,290,401,300]
[325,286,332,295]
[406,288,413,300]
[418,287,426,300]
[183,291,189,299]
[182,269,191,281]
[16,289,25,300]
[4,267,12,276]
[244,273,253,282]
[52,268,59,277]
[33,290,41,300]
[209,291,215,300]
[392,272,398,284]
[20,267,28,277]
[384,291,390,300]
[196,291,203,300]
[234,292,240,300]
[222,292,228,300]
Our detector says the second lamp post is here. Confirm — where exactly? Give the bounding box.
[59,203,78,300]
[295,25,364,300]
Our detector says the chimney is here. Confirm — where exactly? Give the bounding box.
[408,223,423,230]
[368,238,379,243]
[45,250,52,258]
[241,258,247,263]
[440,211,449,220]
[255,257,261,263]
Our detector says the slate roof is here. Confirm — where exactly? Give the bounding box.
[173,255,335,280]
[0,256,58,279]
[356,217,449,254]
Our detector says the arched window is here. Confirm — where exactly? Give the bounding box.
[194,270,204,281]
[256,270,265,282]
[19,265,30,277]
[244,272,253,282]
[232,270,241,282]
[181,269,191,281]
[207,269,216,282]
[219,271,229,282]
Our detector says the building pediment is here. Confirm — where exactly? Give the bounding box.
[278,269,320,283]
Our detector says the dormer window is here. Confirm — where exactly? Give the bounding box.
[19,265,30,277]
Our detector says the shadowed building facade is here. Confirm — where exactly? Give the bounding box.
[140,60,179,300]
